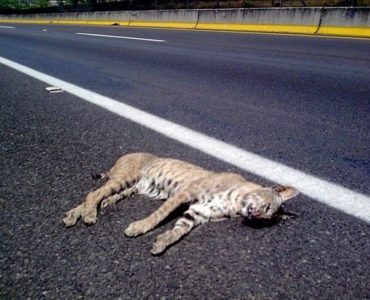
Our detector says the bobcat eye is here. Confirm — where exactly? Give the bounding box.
[265,204,270,212]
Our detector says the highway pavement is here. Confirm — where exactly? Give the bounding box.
[0,24,369,299]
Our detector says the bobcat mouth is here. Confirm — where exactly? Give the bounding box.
[246,204,260,219]
[247,213,261,220]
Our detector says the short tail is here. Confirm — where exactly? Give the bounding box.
[91,172,107,180]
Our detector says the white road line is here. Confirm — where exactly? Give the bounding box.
[76,32,166,43]
[0,55,369,223]
[0,26,15,29]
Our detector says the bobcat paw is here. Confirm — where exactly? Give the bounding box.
[63,214,78,227]
[83,210,97,225]
[151,241,167,255]
[101,192,125,208]
[63,205,84,227]
[151,231,171,255]
[124,220,149,237]
[101,198,110,208]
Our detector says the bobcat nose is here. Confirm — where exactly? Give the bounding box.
[247,204,257,219]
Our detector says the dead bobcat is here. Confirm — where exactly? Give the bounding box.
[63,153,299,255]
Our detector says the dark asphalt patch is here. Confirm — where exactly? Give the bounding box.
[1,24,370,196]
[1,66,369,299]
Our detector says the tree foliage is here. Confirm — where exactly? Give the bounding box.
[0,0,29,9]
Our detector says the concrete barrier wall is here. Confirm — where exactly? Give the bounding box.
[323,7,370,26]
[198,8,322,25]
[317,7,370,36]
[0,7,369,38]
[130,9,198,23]
[0,11,131,25]
[86,11,131,22]
[196,8,323,34]
[129,9,198,28]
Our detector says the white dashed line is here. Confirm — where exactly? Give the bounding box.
[0,26,15,29]
[0,55,369,223]
[76,32,166,43]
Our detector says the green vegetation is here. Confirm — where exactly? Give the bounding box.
[32,0,49,7]
[0,0,49,9]
[0,0,29,9]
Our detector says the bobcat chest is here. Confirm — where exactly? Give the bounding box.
[190,190,241,220]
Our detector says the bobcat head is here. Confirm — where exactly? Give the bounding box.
[241,185,299,220]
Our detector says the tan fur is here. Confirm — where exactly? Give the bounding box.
[63,153,299,255]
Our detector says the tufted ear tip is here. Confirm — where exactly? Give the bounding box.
[272,185,299,202]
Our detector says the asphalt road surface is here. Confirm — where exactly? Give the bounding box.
[0,24,369,299]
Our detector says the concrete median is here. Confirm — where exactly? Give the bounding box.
[0,7,369,38]
[196,8,321,34]
[317,7,370,37]
[129,9,198,29]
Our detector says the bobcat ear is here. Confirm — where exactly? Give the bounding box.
[272,185,299,202]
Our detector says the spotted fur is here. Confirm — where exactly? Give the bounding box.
[63,153,299,255]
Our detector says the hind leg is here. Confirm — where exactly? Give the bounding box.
[62,175,139,227]
[101,186,137,208]
[83,178,125,224]
[63,153,156,227]
[93,152,157,213]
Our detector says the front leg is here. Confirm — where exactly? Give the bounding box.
[151,207,207,255]
[124,192,191,237]
[151,225,193,255]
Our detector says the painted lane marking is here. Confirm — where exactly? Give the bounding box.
[76,32,166,43]
[0,55,369,223]
[0,26,15,29]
